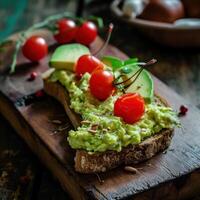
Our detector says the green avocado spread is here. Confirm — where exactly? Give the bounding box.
[49,70,179,153]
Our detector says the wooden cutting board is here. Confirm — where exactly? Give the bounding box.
[1,30,200,200]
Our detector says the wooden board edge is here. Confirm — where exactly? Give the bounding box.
[131,169,200,200]
[0,92,89,200]
[43,79,81,129]
[1,79,200,200]
[1,29,200,199]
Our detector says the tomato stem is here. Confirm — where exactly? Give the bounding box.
[138,58,157,66]
[7,13,104,73]
[114,58,157,89]
[93,23,114,57]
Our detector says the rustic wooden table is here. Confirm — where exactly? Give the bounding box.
[0,0,199,199]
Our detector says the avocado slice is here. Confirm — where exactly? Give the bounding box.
[101,56,123,70]
[125,66,154,103]
[50,44,90,71]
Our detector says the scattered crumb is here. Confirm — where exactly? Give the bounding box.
[163,148,175,154]
[163,150,167,154]
[168,148,175,152]
[95,173,104,184]
[52,123,71,134]
[48,119,62,124]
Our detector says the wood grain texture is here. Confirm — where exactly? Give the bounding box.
[0,0,80,198]
[0,114,40,200]
[0,30,200,199]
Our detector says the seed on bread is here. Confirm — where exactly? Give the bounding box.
[49,119,62,124]
[124,166,139,174]
[91,124,99,130]
[81,120,91,125]
[88,129,97,134]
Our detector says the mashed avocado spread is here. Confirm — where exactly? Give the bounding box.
[49,70,179,153]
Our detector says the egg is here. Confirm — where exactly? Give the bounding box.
[174,18,200,27]
[122,0,148,17]
[138,0,185,23]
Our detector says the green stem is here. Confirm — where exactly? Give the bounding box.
[9,11,74,73]
[114,58,157,91]
[8,12,103,73]
[10,40,21,73]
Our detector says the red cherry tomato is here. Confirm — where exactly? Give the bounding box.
[75,21,97,45]
[22,36,48,61]
[114,93,145,124]
[89,70,115,101]
[75,55,104,77]
[54,19,77,44]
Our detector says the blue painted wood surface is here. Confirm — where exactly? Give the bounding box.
[0,0,27,40]
[0,0,75,41]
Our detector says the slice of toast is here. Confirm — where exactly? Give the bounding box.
[44,80,174,173]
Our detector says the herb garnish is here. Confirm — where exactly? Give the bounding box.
[102,55,157,92]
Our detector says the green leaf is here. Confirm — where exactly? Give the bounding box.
[124,58,138,65]
[101,56,123,70]
[88,16,104,28]
[121,66,134,74]
[120,63,139,74]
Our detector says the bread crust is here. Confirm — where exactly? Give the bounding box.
[75,129,173,173]
[44,79,174,173]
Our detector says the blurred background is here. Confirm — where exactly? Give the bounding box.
[0,0,77,40]
[0,0,113,41]
[0,0,200,199]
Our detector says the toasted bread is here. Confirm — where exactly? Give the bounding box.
[44,80,174,173]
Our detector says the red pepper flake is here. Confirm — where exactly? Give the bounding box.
[28,72,38,81]
[35,90,44,98]
[179,105,188,116]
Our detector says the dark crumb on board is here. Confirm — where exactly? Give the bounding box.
[95,173,104,184]
[163,148,175,154]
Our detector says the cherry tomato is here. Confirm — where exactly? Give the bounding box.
[114,93,145,124]
[54,19,77,44]
[22,36,48,61]
[75,55,104,77]
[75,21,97,45]
[89,70,115,101]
